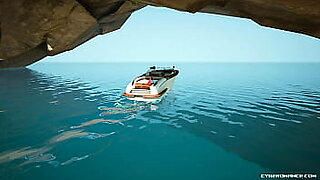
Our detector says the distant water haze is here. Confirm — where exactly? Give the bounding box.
[0,63,319,179]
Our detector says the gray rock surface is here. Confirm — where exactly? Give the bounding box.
[0,0,319,68]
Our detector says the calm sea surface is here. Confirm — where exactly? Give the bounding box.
[0,63,319,179]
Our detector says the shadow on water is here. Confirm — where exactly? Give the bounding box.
[142,75,320,173]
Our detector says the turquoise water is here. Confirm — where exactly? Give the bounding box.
[0,63,319,179]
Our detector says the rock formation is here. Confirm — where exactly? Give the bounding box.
[0,0,319,68]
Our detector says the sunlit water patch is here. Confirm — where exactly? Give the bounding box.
[0,63,319,179]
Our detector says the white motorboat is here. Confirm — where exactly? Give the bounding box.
[123,66,179,102]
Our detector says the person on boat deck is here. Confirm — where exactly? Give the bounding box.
[147,77,152,86]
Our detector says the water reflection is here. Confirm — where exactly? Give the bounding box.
[0,67,159,176]
[0,127,116,168]
[60,155,89,166]
[0,64,319,177]
[0,68,141,174]
[0,146,52,165]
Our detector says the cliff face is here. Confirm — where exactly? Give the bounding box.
[0,0,319,68]
[146,0,320,38]
[0,0,144,68]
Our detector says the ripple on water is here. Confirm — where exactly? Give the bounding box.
[61,155,89,166]
[1,64,319,174]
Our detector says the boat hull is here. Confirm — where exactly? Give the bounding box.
[123,70,178,102]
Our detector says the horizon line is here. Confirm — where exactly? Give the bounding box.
[38,61,320,64]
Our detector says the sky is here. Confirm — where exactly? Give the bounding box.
[42,6,320,63]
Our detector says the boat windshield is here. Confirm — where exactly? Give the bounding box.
[147,66,174,72]
[146,71,164,77]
